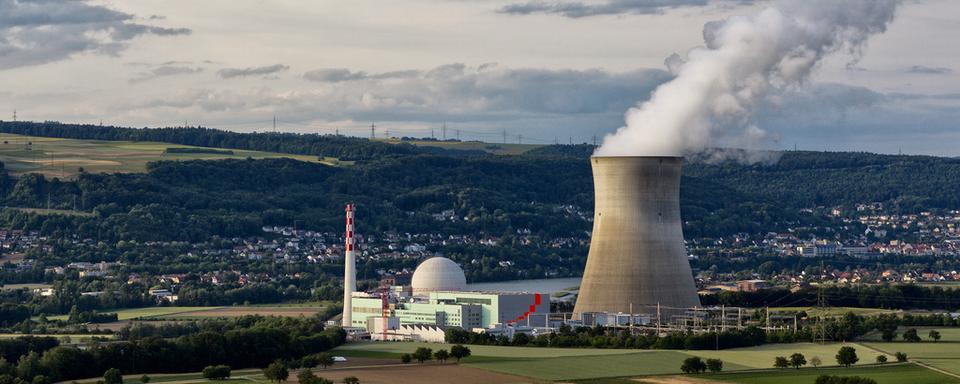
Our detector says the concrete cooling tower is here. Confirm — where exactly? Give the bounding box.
[574,156,700,317]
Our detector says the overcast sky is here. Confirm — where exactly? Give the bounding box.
[0,0,958,155]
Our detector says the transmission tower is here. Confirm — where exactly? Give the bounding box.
[370,122,376,139]
[816,261,827,344]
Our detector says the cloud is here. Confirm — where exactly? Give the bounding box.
[906,65,952,75]
[0,0,190,70]
[217,64,289,79]
[130,65,203,83]
[150,63,670,121]
[497,0,743,18]
[303,68,420,82]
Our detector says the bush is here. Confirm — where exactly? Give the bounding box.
[202,365,231,380]
[836,346,858,367]
[400,354,412,364]
[815,375,878,384]
[343,377,359,384]
[450,345,471,362]
[895,352,908,362]
[790,353,807,369]
[103,368,122,384]
[263,362,289,383]
[297,370,333,384]
[140,375,150,383]
[680,357,706,374]
[810,356,822,367]
[774,356,789,369]
[876,355,887,364]
[902,328,921,342]
[706,358,723,373]
[413,347,433,363]
[433,349,449,363]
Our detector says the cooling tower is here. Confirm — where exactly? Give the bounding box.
[573,156,700,317]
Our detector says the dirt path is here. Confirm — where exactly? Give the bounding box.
[912,361,960,380]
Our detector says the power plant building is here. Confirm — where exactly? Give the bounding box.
[348,256,548,331]
[574,156,700,317]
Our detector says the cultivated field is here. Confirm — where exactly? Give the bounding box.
[0,133,326,179]
[46,304,327,322]
[334,341,907,381]
[688,342,891,370]
[856,326,960,376]
[154,306,324,320]
[603,364,959,384]
[337,341,639,358]
[0,283,52,291]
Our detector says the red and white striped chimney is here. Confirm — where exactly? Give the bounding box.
[342,203,356,327]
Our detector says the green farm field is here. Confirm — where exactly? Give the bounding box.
[45,306,222,321]
[335,341,910,381]
[688,342,892,370]
[579,365,957,384]
[45,304,326,321]
[0,133,328,179]
[695,364,956,384]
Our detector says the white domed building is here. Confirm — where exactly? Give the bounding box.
[411,256,467,294]
[349,256,548,333]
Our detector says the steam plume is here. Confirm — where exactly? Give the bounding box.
[595,0,900,158]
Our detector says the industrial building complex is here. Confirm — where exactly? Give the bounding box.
[340,205,548,342]
[339,157,707,341]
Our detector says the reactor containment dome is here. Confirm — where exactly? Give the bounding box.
[411,256,467,294]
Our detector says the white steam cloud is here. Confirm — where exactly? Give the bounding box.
[595,0,900,159]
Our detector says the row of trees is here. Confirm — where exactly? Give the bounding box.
[680,357,723,374]
[400,345,472,364]
[703,285,960,313]
[0,315,345,382]
[445,313,953,351]
[772,347,908,370]
[445,325,770,350]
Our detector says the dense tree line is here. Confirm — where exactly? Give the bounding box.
[446,311,953,351]
[700,284,960,311]
[0,315,345,382]
[0,121,456,161]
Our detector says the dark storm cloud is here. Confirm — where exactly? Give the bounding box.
[0,0,190,70]
[217,64,290,79]
[906,65,952,75]
[497,0,748,18]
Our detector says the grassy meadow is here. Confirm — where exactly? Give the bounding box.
[856,326,960,376]
[0,133,328,179]
[334,341,930,381]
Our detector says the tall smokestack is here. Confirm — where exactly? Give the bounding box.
[574,156,699,317]
[342,203,356,327]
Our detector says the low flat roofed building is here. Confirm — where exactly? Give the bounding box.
[737,279,771,292]
[430,291,547,328]
[351,296,483,329]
